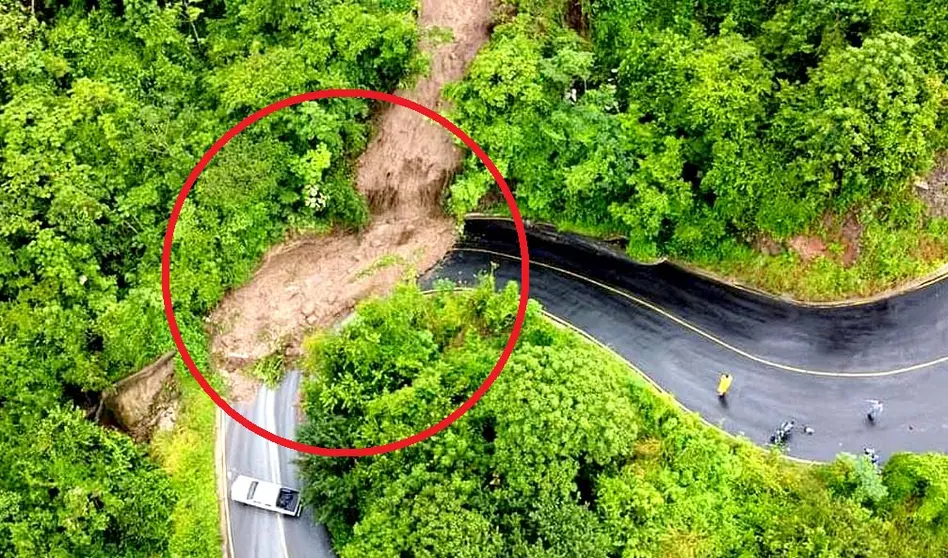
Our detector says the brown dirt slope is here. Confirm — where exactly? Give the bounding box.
[102,351,178,441]
[358,1,494,216]
[917,151,948,218]
[786,211,863,267]
[210,0,494,400]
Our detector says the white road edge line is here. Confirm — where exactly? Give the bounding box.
[421,287,818,465]
[456,247,948,377]
[265,387,291,558]
[217,408,236,558]
[539,310,819,466]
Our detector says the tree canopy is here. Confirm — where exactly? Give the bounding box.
[297,280,948,557]
[0,1,420,554]
[447,0,948,265]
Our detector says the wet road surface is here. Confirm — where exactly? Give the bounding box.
[431,218,948,461]
[223,217,948,556]
[224,371,335,558]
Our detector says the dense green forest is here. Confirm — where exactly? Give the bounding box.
[297,280,948,557]
[0,1,420,555]
[447,0,948,298]
[7,0,948,555]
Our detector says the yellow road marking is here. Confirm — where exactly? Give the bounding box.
[541,311,820,466]
[421,286,820,464]
[454,247,948,378]
[463,213,948,307]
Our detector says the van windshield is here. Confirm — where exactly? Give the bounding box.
[277,488,300,512]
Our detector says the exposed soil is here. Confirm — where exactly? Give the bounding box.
[786,211,863,267]
[209,0,494,401]
[786,235,827,263]
[837,213,863,266]
[357,0,495,216]
[916,151,948,218]
[101,352,179,442]
[782,150,948,267]
[565,0,589,35]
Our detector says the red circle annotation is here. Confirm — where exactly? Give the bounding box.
[161,89,530,457]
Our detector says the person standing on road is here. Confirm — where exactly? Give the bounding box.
[717,373,733,398]
[866,399,884,423]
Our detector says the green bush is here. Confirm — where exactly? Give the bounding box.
[0,1,421,554]
[0,408,176,557]
[884,453,948,526]
[252,353,287,388]
[447,0,948,297]
[297,281,948,556]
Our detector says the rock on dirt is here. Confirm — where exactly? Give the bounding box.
[917,151,948,218]
[102,352,180,441]
[752,235,783,257]
[209,0,494,402]
[786,211,863,267]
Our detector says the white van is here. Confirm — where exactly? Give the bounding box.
[230,475,302,517]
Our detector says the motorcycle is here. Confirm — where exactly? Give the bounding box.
[769,420,796,445]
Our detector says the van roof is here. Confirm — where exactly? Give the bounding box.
[233,475,281,505]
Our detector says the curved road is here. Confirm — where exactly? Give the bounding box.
[440,218,948,461]
[224,371,335,558]
[224,216,948,557]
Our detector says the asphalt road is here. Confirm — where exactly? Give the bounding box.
[224,370,335,558]
[223,217,948,556]
[432,218,948,461]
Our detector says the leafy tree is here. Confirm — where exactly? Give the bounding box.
[0,0,422,553]
[0,408,175,558]
[297,281,948,557]
[884,453,948,527]
[757,0,888,80]
[772,33,941,213]
[449,0,948,274]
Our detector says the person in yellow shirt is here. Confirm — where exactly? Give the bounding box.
[717,373,733,398]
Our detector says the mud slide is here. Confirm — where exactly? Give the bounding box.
[210,0,494,399]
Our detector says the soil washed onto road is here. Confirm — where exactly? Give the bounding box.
[210,0,494,401]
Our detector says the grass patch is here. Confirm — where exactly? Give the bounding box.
[150,361,222,558]
[355,253,408,280]
[693,217,948,301]
[252,352,287,388]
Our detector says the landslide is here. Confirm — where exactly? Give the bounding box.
[209,0,494,399]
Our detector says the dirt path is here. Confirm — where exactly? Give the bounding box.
[210,0,494,399]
